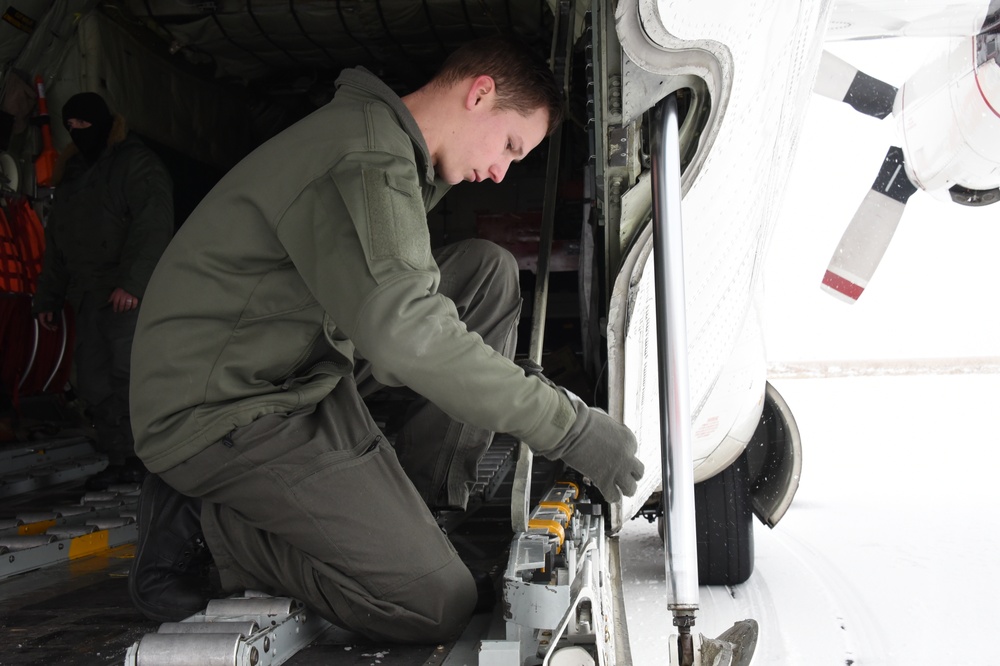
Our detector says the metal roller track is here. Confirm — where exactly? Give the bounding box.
[124,594,331,666]
[0,482,139,578]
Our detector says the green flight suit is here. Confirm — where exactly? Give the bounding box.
[131,68,574,642]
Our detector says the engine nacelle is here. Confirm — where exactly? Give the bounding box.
[895,32,1000,205]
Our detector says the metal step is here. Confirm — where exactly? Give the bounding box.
[470,436,517,502]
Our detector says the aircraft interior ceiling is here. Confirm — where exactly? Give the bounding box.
[119,0,557,92]
[2,1,566,171]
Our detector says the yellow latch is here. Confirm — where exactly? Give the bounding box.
[538,500,573,520]
[555,480,580,499]
[527,518,565,553]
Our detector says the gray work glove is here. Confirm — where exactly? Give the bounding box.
[543,390,644,503]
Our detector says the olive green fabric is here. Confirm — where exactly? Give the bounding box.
[32,128,174,314]
[159,374,478,644]
[131,68,574,473]
[379,240,523,509]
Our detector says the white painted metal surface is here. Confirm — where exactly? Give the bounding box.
[610,0,834,530]
[897,35,1000,196]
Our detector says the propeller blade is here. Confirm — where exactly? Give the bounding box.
[821,146,918,302]
[815,50,898,119]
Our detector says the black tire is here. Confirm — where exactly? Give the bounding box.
[694,450,754,585]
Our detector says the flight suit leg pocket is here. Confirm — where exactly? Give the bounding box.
[283,433,456,599]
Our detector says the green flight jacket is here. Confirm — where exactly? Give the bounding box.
[33,128,174,314]
[131,68,575,473]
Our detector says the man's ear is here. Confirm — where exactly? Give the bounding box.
[464,75,496,110]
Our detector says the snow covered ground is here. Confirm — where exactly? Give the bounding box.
[620,369,1000,665]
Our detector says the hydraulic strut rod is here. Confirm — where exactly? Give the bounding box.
[650,93,700,659]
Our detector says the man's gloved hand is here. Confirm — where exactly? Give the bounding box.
[543,390,644,503]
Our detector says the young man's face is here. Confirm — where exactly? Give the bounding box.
[436,99,550,186]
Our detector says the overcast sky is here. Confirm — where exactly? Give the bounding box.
[763,37,1000,363]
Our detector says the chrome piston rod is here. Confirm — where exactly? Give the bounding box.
[650,95,700,622]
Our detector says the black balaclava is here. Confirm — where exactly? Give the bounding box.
[62,92,114,162]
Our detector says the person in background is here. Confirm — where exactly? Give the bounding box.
[128,36,643,642]
[32,92,174,484]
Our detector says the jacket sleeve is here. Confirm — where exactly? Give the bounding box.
[117,145,174,298]
[275,151,575,453]
[32,219,70,314]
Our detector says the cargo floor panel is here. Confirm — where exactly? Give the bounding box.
[0,437,560,665]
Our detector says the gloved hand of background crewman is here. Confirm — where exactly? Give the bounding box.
[542,389,644,503]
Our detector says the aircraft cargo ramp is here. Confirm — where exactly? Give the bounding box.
[0,433,575,666]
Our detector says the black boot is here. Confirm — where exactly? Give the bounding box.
[129,474,214,622]
[472,569,497,614]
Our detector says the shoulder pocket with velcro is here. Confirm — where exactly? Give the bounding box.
[361,167,433,271]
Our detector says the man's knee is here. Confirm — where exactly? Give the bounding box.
[467,237,517,270]
[388,559,477,643]
[468,238,519,286]
[460,240,520,318]
[441,238,518,289]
